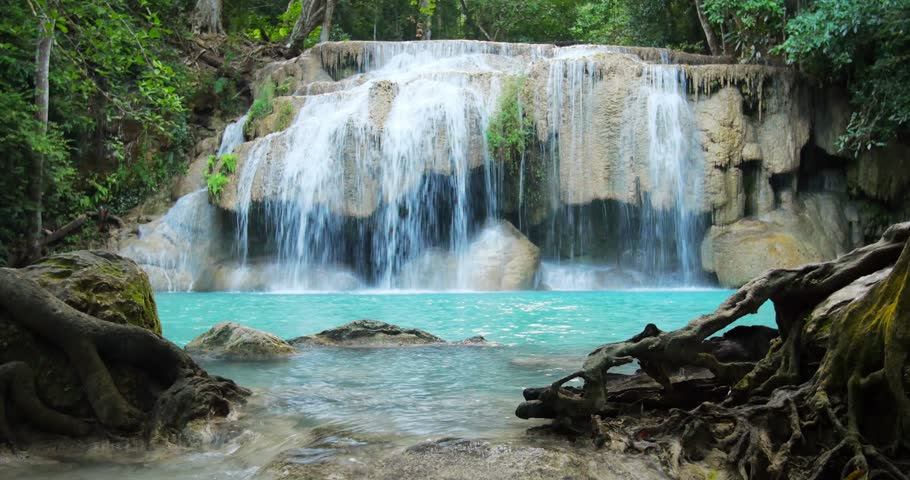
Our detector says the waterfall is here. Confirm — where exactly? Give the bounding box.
[120,115,248,291]
[120,190,217,291]
[637,65,703,283]
[127,41,711,291]
[535,49,705,285]
[232,44,509,290]
[218,114,248,155]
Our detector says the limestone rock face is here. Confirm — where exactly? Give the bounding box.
[812,87,852,156]
[185,322,296,360]
[701,193,862,287]
[289,320,444,347]
[695,87,746,225]
[847,142,910,205]
[396,220,541,291]
[22,250,161,335]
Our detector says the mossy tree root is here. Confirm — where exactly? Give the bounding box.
[518,222,910,479]
[0,268,249,444]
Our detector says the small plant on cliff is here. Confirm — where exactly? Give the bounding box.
[204,153,239,199]
[487,76,532,164]
[487,76,549,217]
[274,102,297,132]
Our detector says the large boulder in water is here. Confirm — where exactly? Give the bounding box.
[464,220,541,290]
[186,322,297,360]
[21,250,161,334]
[289,320,444,347]
[397,220,540,291]
[701,194,861,288]
[1,251,162,414]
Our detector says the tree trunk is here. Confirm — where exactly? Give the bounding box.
[192,0,224,35]
[418,0,432,40]
[27,13,53,263]
[319,0,336,43]
[286,0,325,51]
[459,0,492,41]
[693,0,722,55]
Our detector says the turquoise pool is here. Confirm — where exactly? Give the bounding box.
[158,290,775,437]
[3,290,776,480]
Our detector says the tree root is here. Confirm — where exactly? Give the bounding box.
[518,222,910,479]
[0,267,250,445]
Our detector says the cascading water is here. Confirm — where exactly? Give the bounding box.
[232,43,516,290]
[636,65,703,284]
[129,41,710,291]
[120,115,248,291]
[535,49,705,288]
[218,114,248,156]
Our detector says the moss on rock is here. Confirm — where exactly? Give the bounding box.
[22,250,161,335]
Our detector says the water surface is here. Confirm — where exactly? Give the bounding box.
[3,290,775,479]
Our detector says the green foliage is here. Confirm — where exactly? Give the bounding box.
[206,172,230,199]
[702,0,787,59]
[204,153,240,199]
[572,0,700,48]
[274,102,297,132]
[487,76,547,213]
[0,0,195,263]
[487,76,532,163]
[240,0,300,43]
[221,153,239,174]
[777,0,910,155]
[250,79,276,121]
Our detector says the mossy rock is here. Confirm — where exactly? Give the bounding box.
[244,96,305,140]
[186,322,297,360]
[22,250,161,335]
[0,250,162,417]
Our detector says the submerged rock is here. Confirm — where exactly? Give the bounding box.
[186,322,297,360]
[454,335,494,345]
[289,320,444,347]
[262,434,668,480]
[22,250,161,335]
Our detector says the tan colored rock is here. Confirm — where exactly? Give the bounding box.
[186,322,296,360]
[741,142,762,161]
[757,81,811,175]
[255,50,334,96]
[701,220,823,288]
[847,142,910,205]
[397,220,540,290]
[466,220,541,290]
[695,87,746,225]
[702,193,861,287]
[368,80,398,131]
